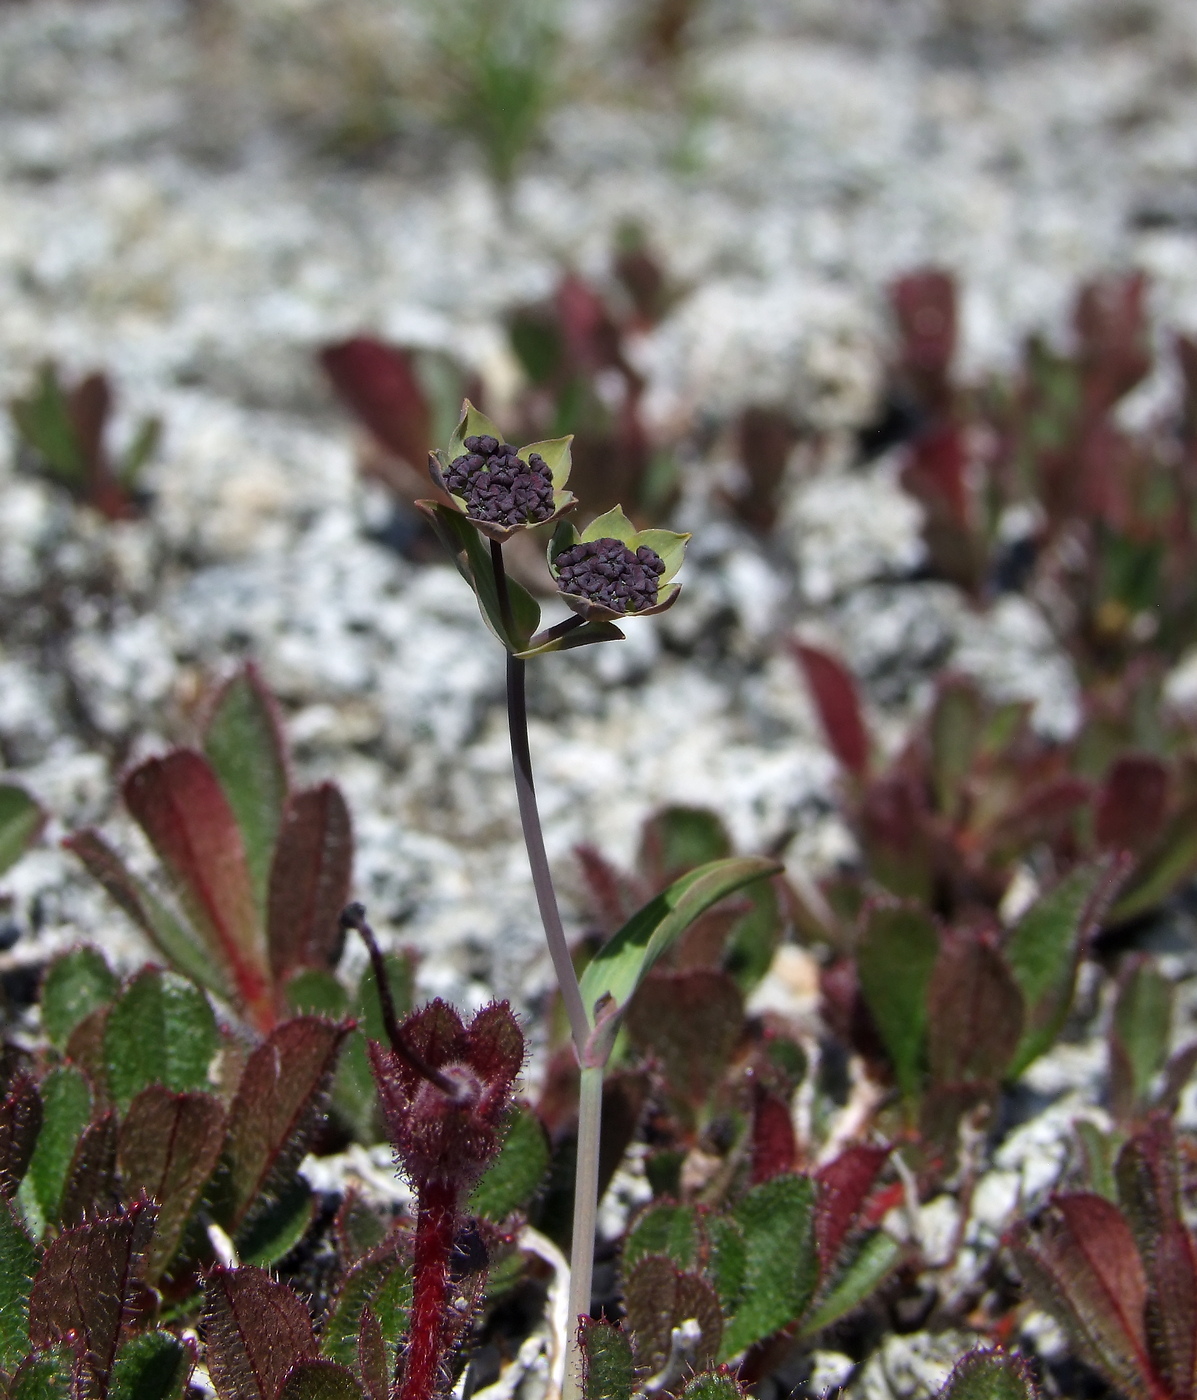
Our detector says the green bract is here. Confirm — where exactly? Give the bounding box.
[426,400,577,543]
[548,506,690,622]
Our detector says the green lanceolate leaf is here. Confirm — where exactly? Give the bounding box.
[109,1332,193,1400]
[929,680,983,817]
[935,1350,1039,1400]
[622,1202,700,1275]
[8,1351,72,1400]
[321,1234,411,1369]
[857,903,939,1103]
[104,969,219,1111]
[278,1362,365,1400]
[21,1066,90,1235]
[1110,959,1173,1116]
[800,1230,904,1337]
[40,947,118,1051]
[1109,799,1197,924]
[11,366,81,484]
[0,785,44,877]
[579,857,782,1029]
[204,666,290,918]
[236,1177,315,1268]
[580,1319,635,1400]
[0,1200,36,1368]
[469,1103,549,1223]
[719,1174,819,1360]
[1006,860,1123,1078]
[706,1216,747,1315]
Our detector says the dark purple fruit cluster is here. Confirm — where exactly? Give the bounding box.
[554,536,666,612]
[445,434,555,526]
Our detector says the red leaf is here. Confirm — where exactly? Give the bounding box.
[815,1144,891,1274]
[1075,273,1151,414]
[791,643,870,778]
[29,1198,157,1399]
[204,1265,317,1400]
[751,1089,796,1185]
[321,337,431,470]
[891,269,958,382]
[224,1017,348,1227]
[59,1111,119,1227]
[123,751,271,1026]
[926,932,1024,1086]
[0,1073,41,1199]
[555,274,621,372]
[624,969,743,1111]
[574,842,634,934]
[902,424,970,529]
[1095,756,1170,853]
[268,784,353,985]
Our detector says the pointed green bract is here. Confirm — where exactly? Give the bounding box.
[580,507,637,547]
[719,1174,819,1359]
[446,400,505,465]
[520,435,573,488]
[579,857,782,1027]
[109,1332,192,1400]
[468,1104,549,1223]
[40,948,118,1051]
[857,903,939,1102]
[0,786,44,877]
[104,970,219,1111]
[574,511,690,586]
[204,668,289,919]
[21,1067,90,1235]
[0,1200,36,1369]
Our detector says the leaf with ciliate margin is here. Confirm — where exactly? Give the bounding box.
[357,1308,387,1400]
[1110,958,1173,1119]
[934,1350,1039,1400]
[926,934,1024,1087]
[22,1065,90,1235]
[679,1373,747,1400]
[800,1230,904,1337]
[224,1017,348,1229]
[104,968,219,1112]
[579,858,782,1029]
[123,751,270,1021]
[118,1086,226,1283]
[622,1201,699,1276]
[719,1174,819,1361]
[204,1265,316,1400]
[0,1198,36,1369]
[856,903,939,1103]
[204,665,290,919]
[1010,1193,1155,1400]
[0,784,44,877]
[58,1112,119,1228]
[267,784,353,985]
[706,1215,746,1315]
[236,1177,315,1268]
[320,1232,411,1370]
[625,969,744,1112]
[278,1362,364,1400]
[1006,860,1125,1078]
[0,1075,42,1200]
[63,830,231,1001]
[286,970,349,1020]
[29,1198,157,1400]
[622,1256,721,1375]
[109,1332,194,1400]
[580,1319,635,1400]
[8,1350,72,1400]
[814,1144,891,1274]
[791,643,869,778]
[1109,798,1197,924]
[41,947,118,1051]
[468,1102,549,1223]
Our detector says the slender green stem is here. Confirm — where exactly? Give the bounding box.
[564,1064,604,1400]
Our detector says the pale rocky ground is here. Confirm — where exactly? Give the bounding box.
[1,2,1197,1392]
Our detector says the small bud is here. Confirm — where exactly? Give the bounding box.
[444,439,556,527]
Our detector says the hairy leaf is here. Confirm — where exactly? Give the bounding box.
[622,1256,721,1375]
[267,785,352,985]
[926,934,1023,1086]
[1094,756,1170,852]
[277,1362,364,1400]
[856,903,939,1102]
[204,1266,317,1400]
[123,752,270,1025]
[225,1018,347,1229]
[0,1199,36,1369]
[29,1199,157,1400]
[109,1332,193,1400]
[706,1216,747,1315]
[468,1103,550,1223]
[792,644,870,777]
[0,1075,42,1200]
[1110,799,1197,924]
[679,1372,747,1400]
[814,1144,891,1274]
[719,1175,819,1360]
[625,969,743,1113]
[59,1112,119,1228]
[104,969,219,1111]
[41,948,118,1051]
[801,1230,903,1337]
[23,1065,90,1235]
[8,1350,73,1400]
[321,1233,411,1370]
[579,858,782,1029]
[0,785,44,877]
[118,1086,226,1282]
[236,1178,315,1268]
[750,1090,796,1185]
[623,1202,700,1275]
[285,970,349,1020]
[580,1319,635,1400]
[204,666,290,919]
[1110,959,1172,1119]
[935,1350,1039,1400]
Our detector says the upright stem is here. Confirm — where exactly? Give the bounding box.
[399,1179,457,1400]
[564,1065,604,1400]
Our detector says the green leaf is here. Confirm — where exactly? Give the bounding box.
[1006,862,1117,1078]
[706,1216,747,1315]
[935,1350,1039,1400]
[724,880,782,992]
[8,1351,72,1400]
[622,1202,700,1274]
[279,1362,365,1400]
[334,953,415,1141]
[929,681,983,816]
[520,435,573,489]
[0,785,44,877]
[1111,959,1172,1114]
[579,858,782,1026]
[286,969,349,1020]
[109,1332,192,1400]
[719,1175,819,1360]
[104,970,219,1112]
[236,1177,315,1267]
[419,502,540,651]
[679,1373,747,1400]
[468,1104,549,1223]
[641,806,731,884]
[203,667,290,918]
[1109,800,1197,924]
[321,1236,411,1369]
[580,1319,635,1400]
[800,1230,904,1337]
[0,1199,36,1368]
[117,416,161,489]
[856,903,939,1102]
[1075,1119,1121,1202]
[446,399,505,464]
[632,528,690,584]
[21,1066,90,1235]
[581,507,637,547]
[11,366,82,484]
[40,947,118,1051]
